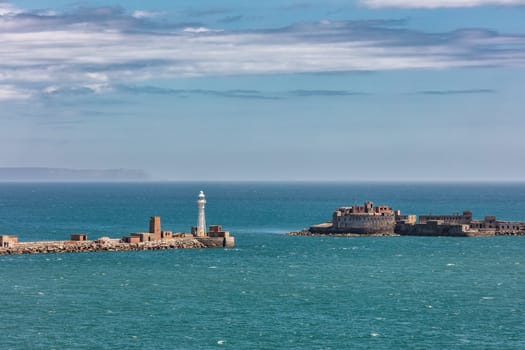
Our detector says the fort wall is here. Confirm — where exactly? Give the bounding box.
[419,210,472,225]
[395,221,472,236]
[312,215,396,234]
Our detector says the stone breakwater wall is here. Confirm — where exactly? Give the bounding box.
[289,230,398,237]
[289,229,525,238]
[0,236,232,255]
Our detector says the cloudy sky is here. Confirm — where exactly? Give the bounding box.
[1,0,524,181]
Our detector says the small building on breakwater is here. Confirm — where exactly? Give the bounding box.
[290,201,525,237]
[0,191,235,255]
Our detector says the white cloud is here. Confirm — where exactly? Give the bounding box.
[0,3,22,16]
[0,5,524,101]
[183,27,222,33]
[361,0,525,8]
[131,10,159,19]
[43,86,59,94]
[0,85,31,100]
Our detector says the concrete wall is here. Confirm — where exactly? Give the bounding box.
[419,211,472,225]
[195,236,235,248]
[396,222,470,236]
[208,231,230,238]
[131,232,155,242]
[396,215,417,225]
[123,236,141,243]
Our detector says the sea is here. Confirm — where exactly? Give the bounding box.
[0,182,524,349]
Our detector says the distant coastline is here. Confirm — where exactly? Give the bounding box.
[0,167,149,182]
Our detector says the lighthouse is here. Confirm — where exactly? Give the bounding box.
[196,190,207,237]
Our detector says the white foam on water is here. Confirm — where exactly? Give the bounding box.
[447,263,455,266]
[482,296,494,300]
[208,266,217,269]
[370,332,380,337]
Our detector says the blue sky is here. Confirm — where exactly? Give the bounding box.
[1,0,524,181]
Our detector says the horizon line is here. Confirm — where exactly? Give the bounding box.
[0,179,524,184]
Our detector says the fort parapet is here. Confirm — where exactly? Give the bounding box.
[306,201,399,235]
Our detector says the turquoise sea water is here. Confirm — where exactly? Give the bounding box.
[1,182,524,349]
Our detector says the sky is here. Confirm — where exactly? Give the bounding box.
[1,0,524,181]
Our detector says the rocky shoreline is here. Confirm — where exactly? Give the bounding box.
[0,236,230,255]
[289,230,525,237]
[288,230,398,237]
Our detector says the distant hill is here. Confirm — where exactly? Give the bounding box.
[0,168,150,181]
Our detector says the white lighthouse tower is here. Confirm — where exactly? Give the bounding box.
[196,190,207,237]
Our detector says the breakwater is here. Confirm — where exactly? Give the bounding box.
[0,236,233,255]
[289,230,397,237]
[0,193,236,255]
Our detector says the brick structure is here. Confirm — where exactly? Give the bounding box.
[207,225,230,238]
[208,225,223,233]
[161,231,173,239]
[70,234,88,241]
[0,235,18,248]
[470,216,525,233]
[131,232,155,242]
[123,236,141,243]
[149,216,161,240]
[398,211,525,236]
